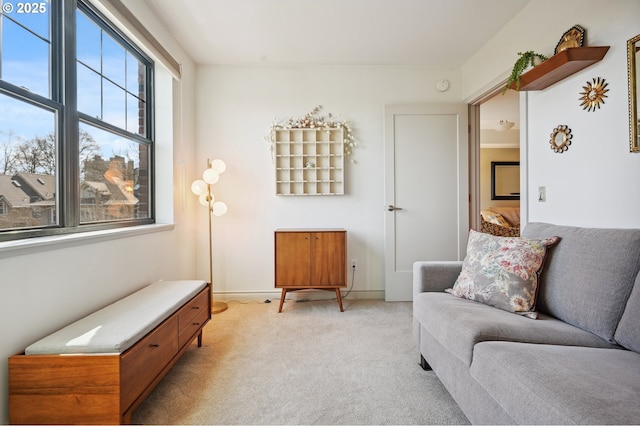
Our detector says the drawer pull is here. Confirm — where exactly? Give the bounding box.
[192,306,200,310]
[192,322,201,326]
[150,343,160,348]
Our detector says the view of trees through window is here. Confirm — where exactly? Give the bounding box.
[0,0,153,237]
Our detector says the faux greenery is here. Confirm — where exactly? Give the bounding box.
[266,105,357,162]
[504,51,548,93]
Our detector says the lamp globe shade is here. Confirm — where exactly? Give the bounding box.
[211,159,226,174]
[212,201,227,216]
[191,179,207,195]
[199,193,213,207]
[202,168,219,184]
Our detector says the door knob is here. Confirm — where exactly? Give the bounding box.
[386,205,403,211]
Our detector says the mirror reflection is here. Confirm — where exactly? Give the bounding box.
[550,125,572,153]
[491,162,519,200]
[555,133,564,144]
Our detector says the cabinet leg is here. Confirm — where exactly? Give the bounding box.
[197,331,203,347]
[278,288,287,313]
[335,288,344,312]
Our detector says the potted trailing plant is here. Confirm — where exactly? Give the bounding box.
[504,51,548,93]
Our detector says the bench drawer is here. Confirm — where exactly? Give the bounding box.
[120,315,178,411]
[178,290,209,347]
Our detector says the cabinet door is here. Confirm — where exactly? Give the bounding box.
[311,232,345,286]
[275,232,311,286]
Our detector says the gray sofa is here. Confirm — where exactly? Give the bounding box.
[413,222,640,424]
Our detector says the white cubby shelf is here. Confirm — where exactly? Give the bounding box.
[273,128,345,196]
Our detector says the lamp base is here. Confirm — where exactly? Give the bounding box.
[212,300,228,314]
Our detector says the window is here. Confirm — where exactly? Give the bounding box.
[0,0,154,240]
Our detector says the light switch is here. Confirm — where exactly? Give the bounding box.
[538,186,546,202]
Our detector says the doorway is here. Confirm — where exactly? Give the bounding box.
[469,88,521,231]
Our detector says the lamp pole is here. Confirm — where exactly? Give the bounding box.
[192,158,228,314]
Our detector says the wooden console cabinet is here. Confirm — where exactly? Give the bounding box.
[275,229,346,312]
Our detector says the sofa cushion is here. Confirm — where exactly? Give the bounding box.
[522,223,640,343]
[470,341,640,424]
[25,280,207,355]
[615,273,640,352]
[446,230,559,319]
[414,292,614,366]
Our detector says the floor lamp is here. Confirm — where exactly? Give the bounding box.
[191,158,228,314]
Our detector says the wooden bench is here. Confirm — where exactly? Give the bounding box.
[8,280,211,425]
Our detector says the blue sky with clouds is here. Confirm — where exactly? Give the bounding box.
[1,1,147,172]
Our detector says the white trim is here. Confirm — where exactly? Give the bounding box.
[0,223,174,259]
[92,0,181,79]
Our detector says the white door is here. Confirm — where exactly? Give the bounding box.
[384,104,469,301]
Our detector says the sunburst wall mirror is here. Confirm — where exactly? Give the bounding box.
[579,77,609,112]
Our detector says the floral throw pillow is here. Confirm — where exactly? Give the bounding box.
[446,230,560,319]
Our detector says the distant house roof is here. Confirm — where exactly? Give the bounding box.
[109,176,138,204]
[13,173,56,200]
[83,181,112,196]
[82,179,138,205]
[0,175,32,207]
[2,172,137,211]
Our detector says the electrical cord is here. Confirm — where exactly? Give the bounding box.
[341,263,356,299]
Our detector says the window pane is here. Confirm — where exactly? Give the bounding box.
[79,122,150,223]
[126,52,144,97]
[2,2,154,240]
[127,93,145,136]
[4,0,50,39]
[102,33,126,88]
[77,63,101,119]
[126,52,146,136]
[1,17,50,97]
[0,93,57,231]
[76,10,101,72]
[102,78,125,129]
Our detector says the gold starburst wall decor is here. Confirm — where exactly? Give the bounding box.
[579,77,609,112]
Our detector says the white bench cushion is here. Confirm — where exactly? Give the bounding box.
[25,280,207,355]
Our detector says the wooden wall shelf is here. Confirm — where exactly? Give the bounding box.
[510,46,610,91]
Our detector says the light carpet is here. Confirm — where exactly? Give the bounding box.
[133,298,469,425]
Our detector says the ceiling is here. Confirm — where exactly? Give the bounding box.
[140,0,524,138]
[480,89,520,147]
[142,0,530,67]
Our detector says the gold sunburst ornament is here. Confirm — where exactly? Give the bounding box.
[579,77,609,112]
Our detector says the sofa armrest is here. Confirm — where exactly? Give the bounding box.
[413,261,463,295]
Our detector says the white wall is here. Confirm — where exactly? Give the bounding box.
[195,65,461,299]
[464,0,640,228]
[0,2,198,422]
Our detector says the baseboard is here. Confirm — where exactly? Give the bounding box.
[212,289,385,303]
